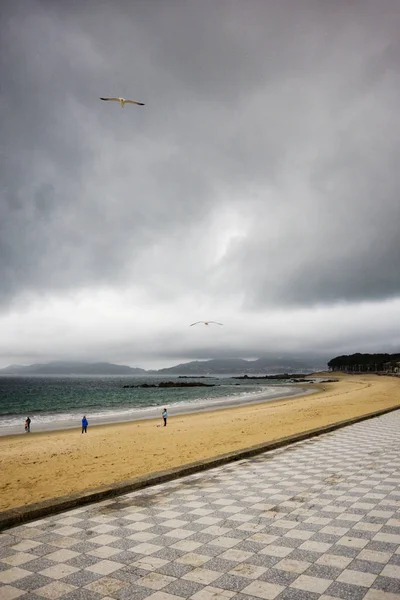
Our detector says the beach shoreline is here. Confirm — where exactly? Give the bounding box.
[0,382,314,437]
[1,373,399,512]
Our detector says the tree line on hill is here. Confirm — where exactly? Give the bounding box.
[328,353,400,373]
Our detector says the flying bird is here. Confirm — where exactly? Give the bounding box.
[100,97,145,107]
[190,321,224,327]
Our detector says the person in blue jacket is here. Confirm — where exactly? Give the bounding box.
[82,415,88,433]
[162,408,167,426]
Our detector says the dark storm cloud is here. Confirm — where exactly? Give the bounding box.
[1,0,400,313]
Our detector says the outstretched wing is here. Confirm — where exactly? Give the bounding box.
[190,321,204,326]
[100,97,120,101]
[208,321,223,325]
[124,99,145,106]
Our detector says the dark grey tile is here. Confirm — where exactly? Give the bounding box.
[259,567,298,586]
[373,575,400,594]
[233,540,265,553]
[8,573,54,591]
[287,549,320,563]
[275,589,320,600]
[152,547,186,561]
[22,557,56,571]
[28,543,56,557]
[325,581,370,600]
[112,583,153,600]
[157,561,193,578]
[303,563,341,580]
[110,550,141,565]
[69,541,100,554]
[329,545,360,558]
[348,559,384,575]
[245,554,281,568]
[196,545,224,557]
[364,540,399,553]
[389,554,400,565]
[212,573,250,592]
[112,566,148,583]
[202,557,237,573]
[110,538,139,550]
[64,554,100,569]
[163,577,203,597]
[187,533,215,544]
[62,569,102,586]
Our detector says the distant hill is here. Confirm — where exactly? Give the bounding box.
[0,361,146,375]
[156,356,324,375]
[0,355,327,376]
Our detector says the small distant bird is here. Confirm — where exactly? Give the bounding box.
[100,97,145,107]
[190,321,224,327]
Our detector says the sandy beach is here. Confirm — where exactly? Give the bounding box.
[1,373,399,512]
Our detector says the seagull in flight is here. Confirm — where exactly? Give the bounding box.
[190,321,224,327]
[100,97,145,107]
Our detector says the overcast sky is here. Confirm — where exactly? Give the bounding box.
[1,0,400,369]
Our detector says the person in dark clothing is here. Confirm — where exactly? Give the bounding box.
[82,415,88,433]
[25,417,31,433]
[162,408,167,426]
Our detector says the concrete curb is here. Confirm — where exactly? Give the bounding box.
[1,403,399,533]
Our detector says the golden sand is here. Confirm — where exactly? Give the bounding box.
[1,373,399,512]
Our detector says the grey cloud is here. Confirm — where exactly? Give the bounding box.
[1,0,400,318]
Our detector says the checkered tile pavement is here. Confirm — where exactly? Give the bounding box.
[1,411,400,600]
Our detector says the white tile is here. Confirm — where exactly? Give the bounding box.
[299,540,333,553]
[136,572,175,590]
[241,580,284,599]
[316,554,353,569]
[128,542,164,555]
[364,590,400,599]
[291,574,332,594]
[229,563,267,579]
[39,564,79,580]
[0,568,31,584]
[1,552,36,566]
[274,558,311,574]
[381,564,400,579]
[219,549,253,562]
[176,553,210,567]
[86,560,123,575]
[191,586,235,600]
[337,569,377,587]
[183,568,222,584]
[34,581,77,599]
[85,576,126,595]
[0,586,25,600]
[357,549,393,564]
[131,556,169,571]
[337,536,368,549]
[45,549,80,563]
[88,545,122,559]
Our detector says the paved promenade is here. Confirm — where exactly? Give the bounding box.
[1,410,400,600]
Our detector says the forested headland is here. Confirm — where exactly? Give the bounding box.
[328,353,400,373]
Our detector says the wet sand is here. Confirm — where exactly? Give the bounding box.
[1,373,399,512]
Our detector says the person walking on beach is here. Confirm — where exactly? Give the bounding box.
[25,417,31,433]
[82,415,88,434]
[162,408,167,427]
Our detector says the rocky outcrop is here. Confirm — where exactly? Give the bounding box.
[123,381,216,388]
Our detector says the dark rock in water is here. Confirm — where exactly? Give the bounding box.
[158,381,215,388]
[123,381,216,388]
[178,375,213,379]
[233,373,311,380]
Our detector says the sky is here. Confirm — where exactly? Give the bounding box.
[1,0,400,369]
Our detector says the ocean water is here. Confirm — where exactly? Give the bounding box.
[0,374,307,435]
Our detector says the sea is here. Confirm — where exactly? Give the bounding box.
[0,374,312,436]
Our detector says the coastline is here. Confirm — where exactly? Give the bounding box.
[1,373,399,512]
[0,382,312,437]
